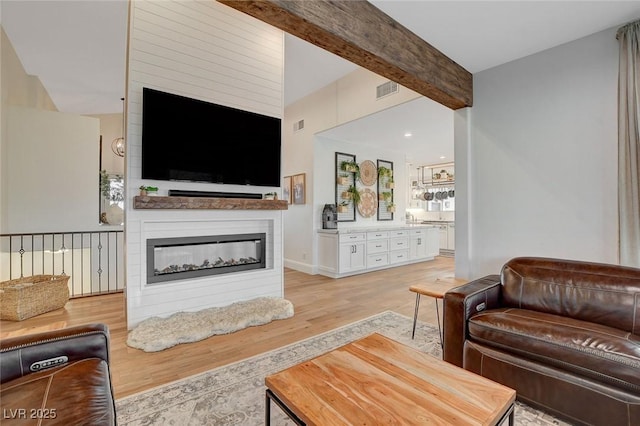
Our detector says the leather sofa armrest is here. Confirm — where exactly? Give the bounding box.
[443,275,502,367]
[0,323,110,384]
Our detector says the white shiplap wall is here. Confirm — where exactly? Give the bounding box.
[125,0,284,328]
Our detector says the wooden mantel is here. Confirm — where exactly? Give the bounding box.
[133,196,288,210]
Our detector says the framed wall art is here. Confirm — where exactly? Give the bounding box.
[283,176,292,204]
[377,159,394,221]
[292,173,306,205]
[335,152,357,222]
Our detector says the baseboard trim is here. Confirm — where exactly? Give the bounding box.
[284,259,315,275]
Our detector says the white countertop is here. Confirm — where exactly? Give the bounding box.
[318,224,435,234]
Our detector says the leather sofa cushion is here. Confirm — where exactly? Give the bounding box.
[0,358,115,425]
[501,257,640,333]
[468,308,640,393]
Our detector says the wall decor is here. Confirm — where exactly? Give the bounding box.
[283,176,292,204]
[335,152,356,221]
[377,159,394,221]
[292,173,306,205]
[359,160,377,186]
[357,188,378,218]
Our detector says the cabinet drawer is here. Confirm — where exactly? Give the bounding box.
[389,250,409,264]
[367,231,389,240]
[389,237,409,250]
[339,233,366,243]
[367,239,389,254]
[389,230,408,237]
[409,229,427,237]
[367,253,389,268]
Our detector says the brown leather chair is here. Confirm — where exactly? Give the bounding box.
[1,323,116,425]
[443,257,640,426]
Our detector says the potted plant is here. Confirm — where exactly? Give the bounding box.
[337,201,349,213]
[100,170,124,201]
[336,174,350,186]
[379,191,392,202]
[377,166,393,179]
[340,160,360,179]
[346,185,361,205]
[139,185,159,196]
[100,171,124,225]
[385,177,395,189]
[387,202,396,213]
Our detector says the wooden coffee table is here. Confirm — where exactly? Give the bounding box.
[265,333,515,425]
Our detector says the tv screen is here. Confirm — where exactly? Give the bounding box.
[141,87,281,187]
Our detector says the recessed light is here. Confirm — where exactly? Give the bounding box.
[440,156,446,159]
[404,132,412,138]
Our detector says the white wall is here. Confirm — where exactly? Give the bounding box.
[125,0,284,327]
[283,68,421,273]
[6,106,99,233]
[461,27,619,278]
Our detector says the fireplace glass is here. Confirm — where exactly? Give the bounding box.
[147,233,266,284]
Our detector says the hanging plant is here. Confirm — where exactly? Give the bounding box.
[336,174,350,185]
[340,160,360,179]
[337,201,349,213]
[385,177,395,189]
[379,191,393,202]
[346,185,362,205]
[377,166,393,178]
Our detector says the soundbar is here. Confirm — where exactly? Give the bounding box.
[168,190,263,199]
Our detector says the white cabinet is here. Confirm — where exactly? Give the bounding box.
[437,224,448,249]
[317,226,439,278]
[409,229,427,259]
[426,227,440,257]
[447,223,455,250]
[366,231,389,268]
[389,230,410,264]
[339,233,366,273]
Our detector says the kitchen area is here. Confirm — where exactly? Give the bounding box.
[406,163,455,257]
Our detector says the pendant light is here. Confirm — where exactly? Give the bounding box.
[111,97,125,157]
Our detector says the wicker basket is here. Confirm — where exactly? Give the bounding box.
[0,275,70,321]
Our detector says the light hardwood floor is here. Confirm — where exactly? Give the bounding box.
[0,257,456,398]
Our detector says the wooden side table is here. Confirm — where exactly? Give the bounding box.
[410,277,465,346]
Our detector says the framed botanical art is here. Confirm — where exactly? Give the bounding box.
[377,159,394,220]
[335,152,356,222]
[283,176,292,204]
[292,173,306,205]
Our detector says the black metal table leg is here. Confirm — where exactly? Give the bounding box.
[434,297,443,349]
[411,292,421,339]
[265,388,306,425]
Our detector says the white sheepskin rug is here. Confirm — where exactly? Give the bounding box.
[127,297,294,352]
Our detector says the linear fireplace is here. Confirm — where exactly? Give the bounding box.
[146,233,266,284]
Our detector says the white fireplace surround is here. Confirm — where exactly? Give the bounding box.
[126,216,283,328]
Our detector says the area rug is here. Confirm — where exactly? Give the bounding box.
[116,311,569,425]
[126,297,294,352]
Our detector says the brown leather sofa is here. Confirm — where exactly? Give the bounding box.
[0,323,116,425]
[443,257,640,426]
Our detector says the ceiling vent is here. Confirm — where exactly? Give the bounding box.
[293,119,305,132]
[376,80,399,99]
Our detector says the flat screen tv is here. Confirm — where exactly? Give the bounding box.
[141,87,281,187]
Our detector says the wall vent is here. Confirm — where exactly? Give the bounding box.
[293,119,305,132]
[376,80,399,99]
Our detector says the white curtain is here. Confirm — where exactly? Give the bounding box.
[618,21,640,268]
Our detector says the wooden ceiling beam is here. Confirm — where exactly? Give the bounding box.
[218,0,472,109]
